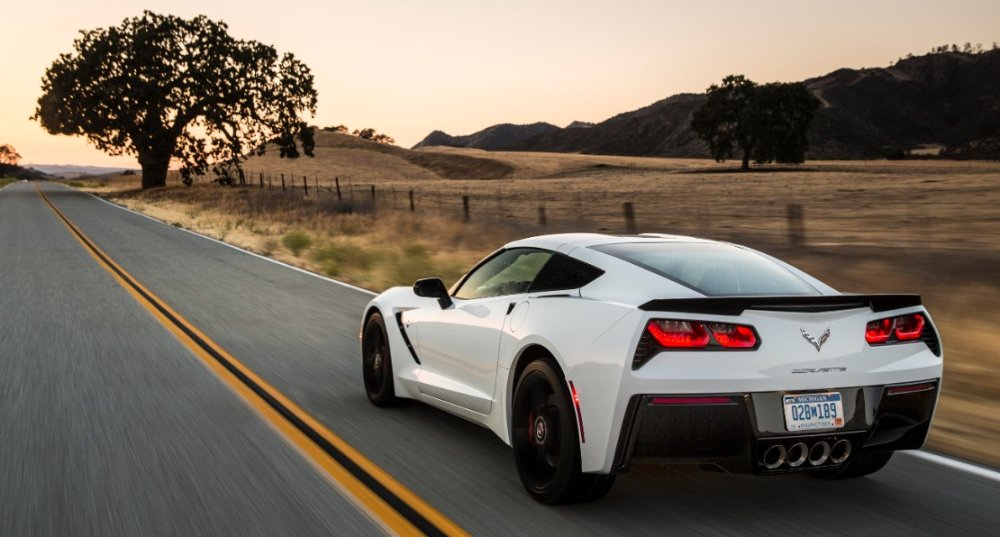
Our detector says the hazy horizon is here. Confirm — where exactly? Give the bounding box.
[2,0,998,167]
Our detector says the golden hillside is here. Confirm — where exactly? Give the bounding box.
[242,131,515,182]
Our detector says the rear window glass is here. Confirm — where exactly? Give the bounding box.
[591,242,818,296]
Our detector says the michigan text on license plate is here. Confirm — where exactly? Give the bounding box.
[783,392,844,431]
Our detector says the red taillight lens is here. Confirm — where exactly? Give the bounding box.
[647,320,710,348]
[866,313,929,346]
[646,320,758,350]
[894,313,925,341]
[708,323,758,348]
[865,318,893,344]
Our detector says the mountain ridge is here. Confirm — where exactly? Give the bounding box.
[414,50,1000,159]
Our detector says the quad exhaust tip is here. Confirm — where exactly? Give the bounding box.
[761,439,851,470]
[786,442,808,468]
[762,444,786,470]
[830,439,852,464]
[808,441,831,466]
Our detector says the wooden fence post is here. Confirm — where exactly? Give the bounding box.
[623,202,637,234]
[409,189,415,212]
[335,177,342,200]
[538,206,547,227]
[259,173,264,189]
[787,203,805,246]
[463,195,470,222]
[280,173,286,191]
[303,176,309,196]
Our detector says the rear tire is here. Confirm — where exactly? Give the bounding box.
[812,449,893,479]
[512,358,616,504]
[362,312,397,407]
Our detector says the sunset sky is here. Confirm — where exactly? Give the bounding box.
[2,0,998,168]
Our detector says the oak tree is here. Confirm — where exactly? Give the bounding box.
[0,144,21,166]
[33,11,317,189]
[691,75,820,170]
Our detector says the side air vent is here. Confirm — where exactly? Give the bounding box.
[920,317,941,357]
[632,330,658,370]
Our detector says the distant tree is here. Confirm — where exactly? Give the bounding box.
[349,128,395,145]
[322,125,349,133]
[33,11,317,189]
[0,144,21,166]
[691,75,820,170]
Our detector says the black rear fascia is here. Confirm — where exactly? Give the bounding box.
[639,294,922,316]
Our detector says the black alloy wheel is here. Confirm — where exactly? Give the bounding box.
[512,358,615,503]
[362,312,397,406]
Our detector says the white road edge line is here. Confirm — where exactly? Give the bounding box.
[58,183,1000,483]
[902,451,1000,484]
[0,179,25,192]
[74,184,377,297]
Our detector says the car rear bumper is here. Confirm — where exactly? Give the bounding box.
[611,379,939,474]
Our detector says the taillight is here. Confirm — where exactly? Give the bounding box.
[709,323,758,348]
[894,313,925,341]
[866,313,928,346]
[865,318,893,344]
[645,319,759,350]
[647,320,710,348]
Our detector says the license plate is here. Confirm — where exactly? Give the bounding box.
[783,392,844,431]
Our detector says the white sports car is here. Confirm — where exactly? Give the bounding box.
[359,233,942,503]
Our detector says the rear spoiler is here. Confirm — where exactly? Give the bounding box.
[638,294,922,316]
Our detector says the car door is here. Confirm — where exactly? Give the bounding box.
[406,248,552,414]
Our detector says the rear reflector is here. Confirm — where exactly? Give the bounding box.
[887,382,936,396]
[651,396,733,405]
[568,381,585,443]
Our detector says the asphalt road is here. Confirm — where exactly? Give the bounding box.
[2,180,998,536]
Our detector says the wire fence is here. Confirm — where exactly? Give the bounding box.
[164,168,1000,252]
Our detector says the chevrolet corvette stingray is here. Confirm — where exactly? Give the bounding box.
[359,234,942,503]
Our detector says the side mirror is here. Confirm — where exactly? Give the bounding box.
[413,278,453,309]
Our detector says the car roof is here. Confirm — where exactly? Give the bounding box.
[505,233,717,251]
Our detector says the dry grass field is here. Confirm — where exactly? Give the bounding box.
[73,138,1000,468]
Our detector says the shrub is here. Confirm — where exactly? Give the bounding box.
[282,230,312,256]
[312,241,373,276]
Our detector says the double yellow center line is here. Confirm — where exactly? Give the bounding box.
[37,185,468,537]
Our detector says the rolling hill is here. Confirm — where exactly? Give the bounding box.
[246,130,515,181]
[412,122,560,151]
[415,50,1000,159]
